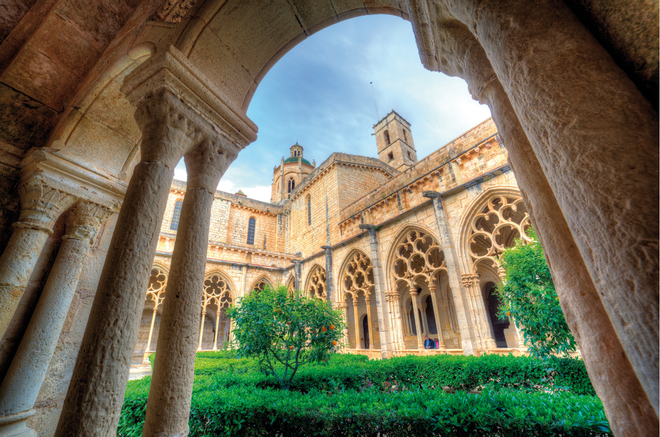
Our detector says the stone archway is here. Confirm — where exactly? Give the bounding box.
[340,250,380,350]
[305,264,327,299]
[199,273,234,351]
[389,227,461,350]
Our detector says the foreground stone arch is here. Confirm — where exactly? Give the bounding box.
[248,275,274,293]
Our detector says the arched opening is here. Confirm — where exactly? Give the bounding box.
[246,217,256,245]
[484,281,509,348]
[424,295,438,335]
[287,178,295,193]
[362,315,370,349]
[383,129,391,144]
[306,265,326,299]
[200,273,234,351]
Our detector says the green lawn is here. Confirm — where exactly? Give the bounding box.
[118,352,611,436]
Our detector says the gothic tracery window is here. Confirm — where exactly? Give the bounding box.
[307,195,312,226]
[146,266,167,308]
[307,265,326,299]
[465,195,531,273]
[288,178,295,193]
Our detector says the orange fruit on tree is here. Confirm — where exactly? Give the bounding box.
[321,326,327,332]
[289,345,294,349]
[287,321,291,325]
[332,341,337,346]
[329,324,335,330]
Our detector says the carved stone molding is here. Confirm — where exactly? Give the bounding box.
[461,273,480,288]
[63,200,114,244]
[15,174,76,232]
[121,45,258,154]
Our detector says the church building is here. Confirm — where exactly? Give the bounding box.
[135,111,526,364]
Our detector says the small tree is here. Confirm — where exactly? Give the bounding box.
[497,227,577,358]
[227,285,344,390]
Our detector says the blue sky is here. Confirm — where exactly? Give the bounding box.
[174,14,491,202]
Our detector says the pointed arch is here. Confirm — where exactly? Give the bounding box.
[304,264,326,299]
[384,224,446,294]
[145,263,169,308]
[202,271,235,310]
[338,248,374,303]
[457,187,531,274]
[248,274,273,293]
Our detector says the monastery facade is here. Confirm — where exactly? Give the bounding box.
[134,112,527,364]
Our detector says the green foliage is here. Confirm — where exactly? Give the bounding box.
[119,353,609,436]
[497,227,577,358]
[226,285,344,389]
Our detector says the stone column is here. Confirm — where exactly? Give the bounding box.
[441,0,659,408]
[143,306,159,365]
[0,200,112,437]
[55,46,257,437]
[365,297,374,349]
[359,224,393,357]
[292,260,302,292]
[197,308,207,351]
[404,8,659,430]
[338,301,350,349]
[0,175,75,339]
[213,309,221,350]
[460,273,496,351]
[386,292,404,352]
[321,246,334,304]
[428,284,445,348]
[352,296,361,349]
[143,134,243,437]
[423,191,480,354]
[409,287,424,349]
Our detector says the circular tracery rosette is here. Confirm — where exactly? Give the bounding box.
[391,229,447,292]
[466,195,531,272]
[203,274,233,309]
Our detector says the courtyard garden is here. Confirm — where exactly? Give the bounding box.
[118,253,612,436]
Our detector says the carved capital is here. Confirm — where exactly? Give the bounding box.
[122,45,257,165]
[461,273,480,288]
[184,136,241,192]
[63,200,115,244]
[15,174,76,233]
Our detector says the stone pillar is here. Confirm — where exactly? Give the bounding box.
[365,297,374,349]
[409,287,424,349]
[143,134,243,437]
[352,296,361,349]
[423,191,480,354]
[321,246,334,304]
[460,273,496,351]
[428,284,445,348]
[143,306,159,365]
[213,309,221,350]
[197,308,207,351]
[405,8,659,430]
[55,46,257,437]
[0,174,75,339]
[0,200,112,437]
[386,292,404,352]
[359,224,393,357]
[441,0,659,408]
[292,260,302,292]
[338,301,350,349]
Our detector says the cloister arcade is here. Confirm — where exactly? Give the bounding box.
[0,0,656,435]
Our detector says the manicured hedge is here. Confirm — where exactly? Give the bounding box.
[172,351,595,396]
[120,352,606,436]
[119,380,610,436]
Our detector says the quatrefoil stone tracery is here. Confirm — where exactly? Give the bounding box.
[308,267,326,299]
[392,230,447,290]
[466,195,531,272]
[146,267,167,307]
[342,252,374,301]
[203,275,233,309]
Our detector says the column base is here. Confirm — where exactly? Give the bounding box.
[0,410,37,437]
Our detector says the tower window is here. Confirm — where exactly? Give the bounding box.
[307,195,312,226]
[407,151,412,160]
[288,178,296,193]
[387,151,394,161]
[247,217,256,245]
[170,200,182,231]
[403,129,408,142]
[384,130,390,145]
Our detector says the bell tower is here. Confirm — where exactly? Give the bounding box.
[374,110,417,171]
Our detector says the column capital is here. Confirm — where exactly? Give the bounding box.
[121,45,258,168]
[63,200,115,244]
[461,273,480,288]
[184,136,242,192]
[15,174,76,233]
